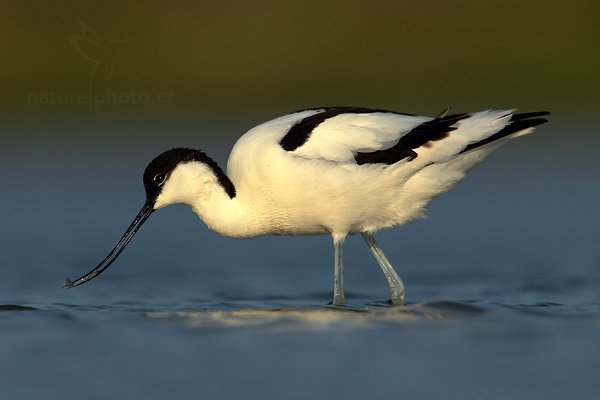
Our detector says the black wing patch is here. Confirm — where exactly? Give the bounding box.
[459,111,550,154]
[280,106,411,152]
[355,113,469,165]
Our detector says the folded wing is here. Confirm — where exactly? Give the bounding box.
[282,108,549,168]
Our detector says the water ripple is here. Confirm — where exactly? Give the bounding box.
[0,304,38,312]
[144,300,488,331]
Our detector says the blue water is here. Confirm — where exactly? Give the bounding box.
[1,117,599,399]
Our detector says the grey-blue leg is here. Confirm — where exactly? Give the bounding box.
[361,232,405,305]
[332,239,345,306]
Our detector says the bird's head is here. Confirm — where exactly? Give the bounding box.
[65,148,234,288]
[145,148,219,210]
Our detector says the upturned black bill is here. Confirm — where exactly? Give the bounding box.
[65,202,154,288]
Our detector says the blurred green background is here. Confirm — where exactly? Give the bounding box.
[2,0,598,124]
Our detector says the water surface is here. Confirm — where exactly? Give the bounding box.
[1,118,599,399]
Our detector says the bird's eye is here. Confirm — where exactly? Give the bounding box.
[153,173,166,186]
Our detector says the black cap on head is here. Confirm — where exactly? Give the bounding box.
[143,148,198,203]
[143,148,236,203]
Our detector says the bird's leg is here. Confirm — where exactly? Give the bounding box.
[332,238,345,306]
[361,232,405,305]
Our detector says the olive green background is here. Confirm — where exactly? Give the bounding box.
[2,0,598,123]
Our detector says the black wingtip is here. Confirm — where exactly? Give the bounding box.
[64,278,74,289]
[460,111,550,154]
[517,117,549,129]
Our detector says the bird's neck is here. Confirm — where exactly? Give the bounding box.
[189,172,273,238]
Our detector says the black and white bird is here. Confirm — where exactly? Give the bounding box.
[66,107,549,305]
